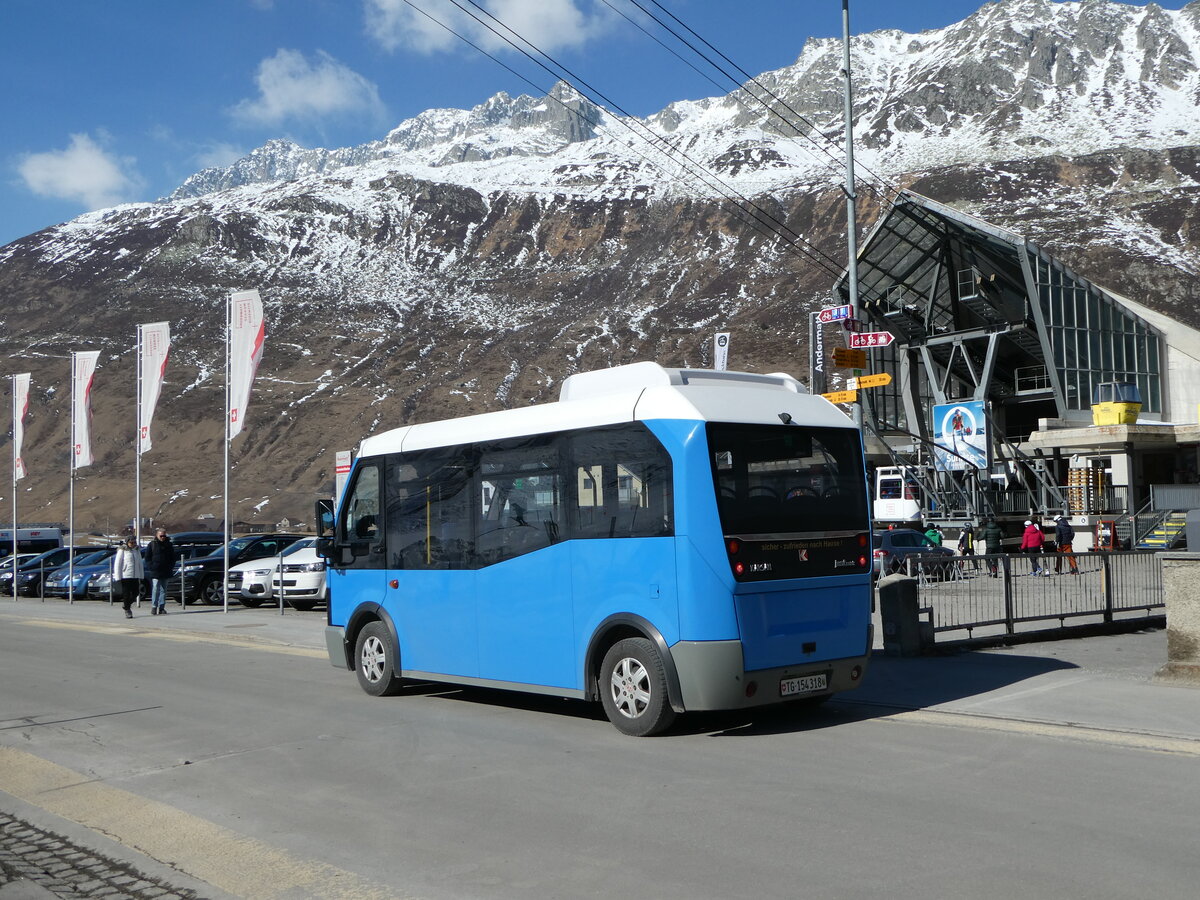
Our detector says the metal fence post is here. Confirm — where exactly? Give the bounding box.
[1002,553,1014,634]
[1101,552,1114,623]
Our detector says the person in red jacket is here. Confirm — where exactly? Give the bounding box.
[1020,519,1047,576]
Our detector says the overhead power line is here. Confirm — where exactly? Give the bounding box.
[399,0,848,279]
[436,0,854,279]
[631,0,899,205]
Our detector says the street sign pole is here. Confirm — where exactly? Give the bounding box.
[842,0,861,433]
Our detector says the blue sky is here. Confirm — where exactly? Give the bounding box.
[0,0,1178,247]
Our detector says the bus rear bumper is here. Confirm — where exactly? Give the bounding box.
[670,639,870,711]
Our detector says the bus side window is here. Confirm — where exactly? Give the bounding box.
[569,424,673,539]
[385,448,474,570]
[476,436,560,565]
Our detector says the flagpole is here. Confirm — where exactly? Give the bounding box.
[223,295,231,614]
[135,325,142,547]
[10,375,17,603]
[68,353,76,605]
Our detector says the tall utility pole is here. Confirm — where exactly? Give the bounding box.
[841,0,862,431]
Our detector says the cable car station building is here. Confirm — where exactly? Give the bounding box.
[831,191,1200,549]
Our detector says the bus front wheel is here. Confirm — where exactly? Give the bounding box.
[355,621,403,697]
[599,638,676,737]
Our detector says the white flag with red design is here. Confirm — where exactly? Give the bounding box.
[12,373,30,481]
[228,290,265,440]
[72,350,101,469]
[138,322,171,454]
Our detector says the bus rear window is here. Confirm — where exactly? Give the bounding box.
[708,423,868,536]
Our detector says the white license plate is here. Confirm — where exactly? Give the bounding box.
[780,673,828,697]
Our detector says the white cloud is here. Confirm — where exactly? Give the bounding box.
[231,49,386,128]
[17,133,142,211]
[364,0,611,55]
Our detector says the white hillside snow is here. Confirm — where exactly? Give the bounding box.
[2,0,1197,268]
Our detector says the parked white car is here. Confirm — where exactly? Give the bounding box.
[226,537,318,608]
[270,542,327,611]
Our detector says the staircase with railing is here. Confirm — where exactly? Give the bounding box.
[1135,511,1189,550]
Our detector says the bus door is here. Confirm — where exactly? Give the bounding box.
[385,448,478,678]
[329,460,388,621]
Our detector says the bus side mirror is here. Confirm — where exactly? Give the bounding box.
[314,499,335,538]
[316,537,335,559]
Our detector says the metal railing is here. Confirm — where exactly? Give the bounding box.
[982,484,1129,516]
[897,550,1163,641]
[1150,484,1200,512]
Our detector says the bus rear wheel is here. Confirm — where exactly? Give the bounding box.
[355,621,403,697]
[599,637,676,737]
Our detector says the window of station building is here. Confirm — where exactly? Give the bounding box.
[477,435,561,565]
[385,447,475,570]
[568,424,673,540]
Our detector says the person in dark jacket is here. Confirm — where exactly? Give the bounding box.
[980,516,1004,577]
[1053,515,1079,574]
[143,528,177,615]
[957,522,977,570]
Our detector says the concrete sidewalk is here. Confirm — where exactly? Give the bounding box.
[0,595,326,653]
[4,595,1198,746]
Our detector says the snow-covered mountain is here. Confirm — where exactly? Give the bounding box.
[169,0,1200,203]
[1,0,1198,530]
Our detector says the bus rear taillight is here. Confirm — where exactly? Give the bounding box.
[733,561,746,576]
[727,539,741,555]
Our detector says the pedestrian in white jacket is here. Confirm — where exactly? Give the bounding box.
[111,537,145,618]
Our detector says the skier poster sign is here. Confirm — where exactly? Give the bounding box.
[932,401,989,471]
[228,290,265,440]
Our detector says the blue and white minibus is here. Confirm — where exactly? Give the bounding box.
[319,362,873,735]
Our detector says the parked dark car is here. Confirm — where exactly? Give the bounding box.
[872,529,955,576]
[1,546,98,596]
[137,531,225,599]
[175,534,306,605]
[42,549,117,599]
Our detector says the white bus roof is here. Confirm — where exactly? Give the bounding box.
[358,361,855,457]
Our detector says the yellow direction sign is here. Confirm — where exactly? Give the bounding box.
[847,372,893,390]
[821,390,858,404]
[831,347,867,368]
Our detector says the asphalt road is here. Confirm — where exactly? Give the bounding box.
[2,602,1199,899]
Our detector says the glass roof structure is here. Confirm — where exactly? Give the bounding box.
[834,191,1163,444]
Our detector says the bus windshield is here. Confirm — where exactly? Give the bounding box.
[709,423,868,535]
